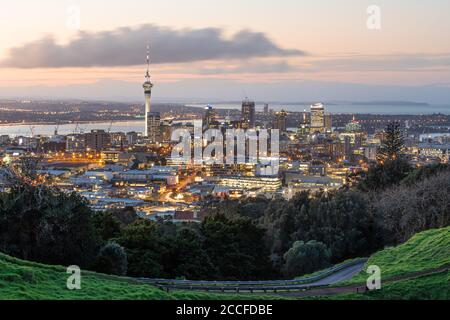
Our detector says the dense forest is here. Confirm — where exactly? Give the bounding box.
[0,124,449,280]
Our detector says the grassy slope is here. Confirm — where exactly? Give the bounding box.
[346,226,450,285]
[1,227,448,300]
[331,272,449,300]
[0,252,278,300]
[318,227,450,300]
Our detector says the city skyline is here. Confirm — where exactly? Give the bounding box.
[0,1,450,104]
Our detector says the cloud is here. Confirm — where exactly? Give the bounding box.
[183,61,297,75]
[303,53,450,72]
[0,24,304,69]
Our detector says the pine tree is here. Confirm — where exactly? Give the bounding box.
[377,121,404,163]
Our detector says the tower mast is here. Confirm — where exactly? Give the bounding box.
[143,45,153,137]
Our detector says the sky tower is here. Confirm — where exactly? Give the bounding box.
[143,46,154,137]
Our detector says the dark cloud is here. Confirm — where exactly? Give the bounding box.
[1,24,304,68]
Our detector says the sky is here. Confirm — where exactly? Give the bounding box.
[0,0,450,103]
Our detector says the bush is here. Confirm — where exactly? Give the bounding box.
[283,240,331,278]
[94,242,128,276]
[0,184,101,268]
[375,171,450,244]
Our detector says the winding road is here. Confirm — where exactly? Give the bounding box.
[139,260,367,294]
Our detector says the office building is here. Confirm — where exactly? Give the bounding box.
[310,103,325,133]
[242,98,256,128]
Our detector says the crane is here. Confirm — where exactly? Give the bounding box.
[54,122,60,136]
[107,120,113,133]
[29,126,35,138]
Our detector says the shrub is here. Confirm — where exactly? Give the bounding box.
[283,240,331,278]
[94,242,128,276]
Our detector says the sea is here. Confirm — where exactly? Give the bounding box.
[0,103,449,137]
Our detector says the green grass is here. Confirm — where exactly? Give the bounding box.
[0,252,280,300]
[1,226,449,300]
[324,271,449,300]
[310,227,450,300]
[344,226,450,285]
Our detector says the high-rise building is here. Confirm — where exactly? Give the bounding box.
[85,130,111,151]
[310,103,325,133]
[324,113,333,133]
[126,132,139,146]
[203,104,217,130]
[160,120,173,143]
[66,134,86,152]
[143,47,154,137]
[242,98,256,128]
[297,110,310,135]
[263,103,269,115]
[147,112,161,144]
[273,109,288,132]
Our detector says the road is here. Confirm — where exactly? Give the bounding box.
[141,260,367,293]
[309,261,365,286]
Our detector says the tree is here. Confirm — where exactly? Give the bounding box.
[94,242,128,276]
[283,240,331,278]
[358,158,412,192]
[377,121,404,163]
[172,227,216,280]
[92,211,122,242]
[293,190,382,261]
[201,214,276,280]
[375,171,450,244]
[116,219,167,278]
[0,182,101,268]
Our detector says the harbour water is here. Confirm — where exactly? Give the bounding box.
[188,103,450,115]
[0,103,449,137]
[0,121,145,137]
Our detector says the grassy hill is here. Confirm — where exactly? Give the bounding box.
[0,252,275,300]
[333,272,449,300]
[1,226,448,300]
[326,226,450,300]
[346,226,450,284]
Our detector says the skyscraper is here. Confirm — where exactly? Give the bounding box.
[203,104,217,130]
[143,47,154,137]
[85,130,111,151]
[147,112,161,143]
[273,109,288,132]
[310,103,325,133]
[324,113,333,133]
[242,98,256,129]
[298,110,310,135]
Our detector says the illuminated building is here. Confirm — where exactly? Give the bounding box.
[85,130,111,151]
[324,113,333,133]
[147,112,161,144]
[66,134,86,152]
[242,98,256,128]
[218,175,282,193]
[273,109,288,132]
[203,105,217,130]
[297,111,310,135]
[310,103,325,133]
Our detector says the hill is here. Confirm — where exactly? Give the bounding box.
[0,252,273,300]
[348,226,450,283]
[325,227,450,300]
